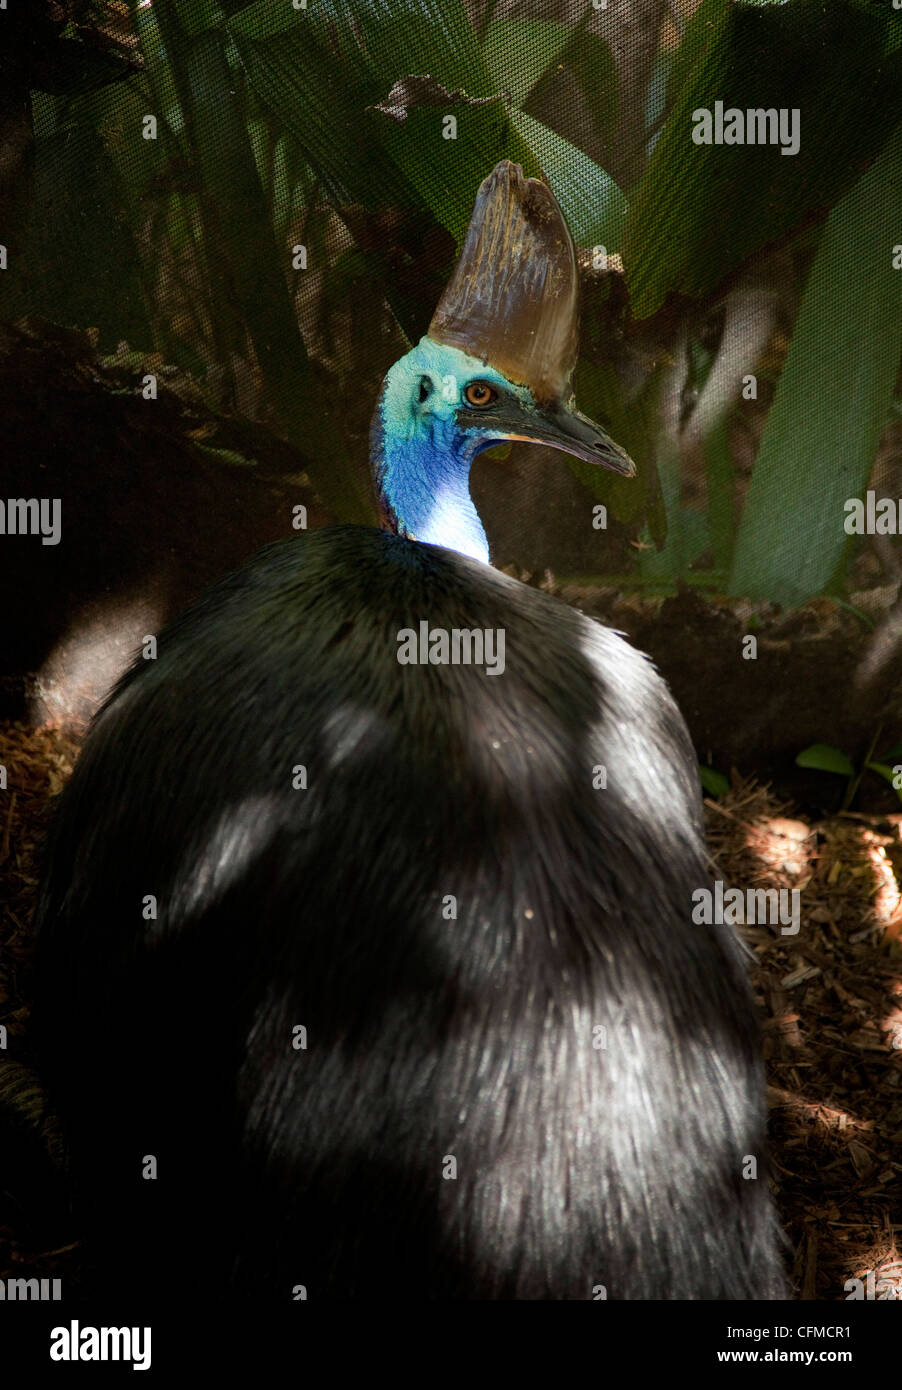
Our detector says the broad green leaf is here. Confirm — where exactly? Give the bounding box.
[512,111,627,251]
[234,3,598,254]
[636,429,682,580]
[638,507,709,584]
[704,413,735,572]
[729,120,902,604]
[866,762,902,802]
[560,29,618,142]
[375,96,539,244]
[568,359,639,523]
[233,0,506,231]
[520,25,617,155]
[135,2,188,137]
[624,0,902,316]
[302,0,486,93]
[699,766,731,797]
[232,27,417,209]
[659,0,725,118]
[795,745,855,776]
[226,0,308,41]
[170,0,225,37]
[180,32,306,372]
[170,15,372,521]
[482,19,573,108]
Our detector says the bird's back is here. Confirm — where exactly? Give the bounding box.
[33,525,785,1299]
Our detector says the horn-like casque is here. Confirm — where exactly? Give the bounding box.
[429,160,579,408]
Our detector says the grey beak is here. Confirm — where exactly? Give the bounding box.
[457,398,636,477]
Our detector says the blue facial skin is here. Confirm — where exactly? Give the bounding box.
[371,337,542,565]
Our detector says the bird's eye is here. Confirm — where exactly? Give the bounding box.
[464,381,498,408]
[418,375,432,403]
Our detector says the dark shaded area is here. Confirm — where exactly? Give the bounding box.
[0,319,328,722]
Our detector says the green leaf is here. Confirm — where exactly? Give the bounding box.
[233,1,611,266]
[639,507,709,583]
[511,111,627,251]
[729,120,902,604]
[232,27,417,210]
[179,31,309,372]
[482,19,573,108]
[520,25,617,150]
[170,0,225,37]
[866,762,902,802]
[624,0,902,316]
[663,0,724,108]
[233,1,547,245]
[226,0,309,41]
[298,0,487,94]
[374,94,538,244]
[699,765,731,797]
[162,9,372,522]
[795,745,855,776]
[704,412,735,572]
[570,358,662,530]
[568,30,618,140]
[886,13,902,54]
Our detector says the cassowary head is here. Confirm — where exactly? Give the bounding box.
[371,159,635,563]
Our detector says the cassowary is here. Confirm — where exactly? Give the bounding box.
[31,162,786,1300]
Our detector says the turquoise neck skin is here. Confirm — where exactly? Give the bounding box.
[371,337,526,565]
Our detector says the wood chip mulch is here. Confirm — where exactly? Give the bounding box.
[2,724,901,1299]
[0,721,81,1285]
[705,777,902,1302]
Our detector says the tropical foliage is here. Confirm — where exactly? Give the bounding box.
[2,0,900,603]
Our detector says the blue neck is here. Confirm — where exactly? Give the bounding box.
[371,339,501,565]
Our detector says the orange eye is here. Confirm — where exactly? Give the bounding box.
[464,381,498,408]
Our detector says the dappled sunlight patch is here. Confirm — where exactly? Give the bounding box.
[705,778,902,1299]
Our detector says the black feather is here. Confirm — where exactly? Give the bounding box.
[32,527,786,1299]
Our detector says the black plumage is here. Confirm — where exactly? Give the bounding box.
[32,527,786,1299]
